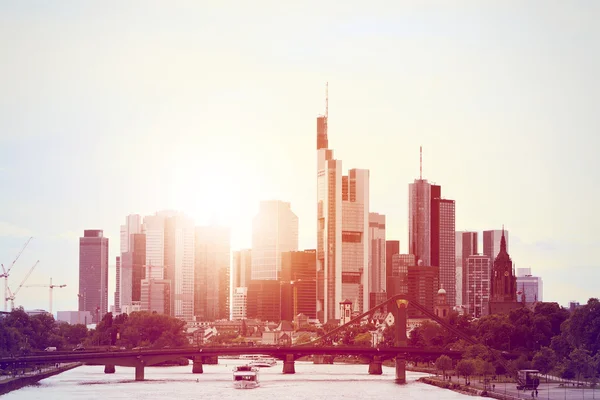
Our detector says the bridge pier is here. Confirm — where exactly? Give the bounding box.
[395,357,406,383]
[282,354,295,374]
[368,356,383,375]
[135,364,145,381]
[192,357,203,374]
[104,365,116,374]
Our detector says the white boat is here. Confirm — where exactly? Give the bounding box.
[249,357,278,367]
[233,365,260,389]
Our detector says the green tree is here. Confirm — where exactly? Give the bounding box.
[353,332,372,346]
[475,359,496,382]
[532,347,557,376]
[564,298,600,356]
[435,355,453,380]
[569,348,594,383]
[456,359,476,384]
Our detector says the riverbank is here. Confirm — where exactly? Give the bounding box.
[0,363,81,396]
[418,376,522,400]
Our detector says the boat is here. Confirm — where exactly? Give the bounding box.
[249,357,278,367]
[233,365,260,389]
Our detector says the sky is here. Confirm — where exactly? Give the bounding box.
[0,1,598,314]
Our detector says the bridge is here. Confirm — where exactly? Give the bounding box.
[0,295,507,383]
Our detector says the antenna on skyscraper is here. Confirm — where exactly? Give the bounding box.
[419,146,423,180]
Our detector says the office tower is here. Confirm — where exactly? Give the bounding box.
[140,278,171,315]
[408,178,432,265]
[316,87,370,323]
[516,268,543,304]
[465,255,491,318]
[368,213,386,308]
[247,280,281,322]
[114,256,121,314]
[251,200,298,281]
[456,231,478,306]
[232,249,252,289]
[407,264,440,318]
[120,214,142,254]
[130,233,146,303]
[281,250,317,321]
[489,229,520,315]
[163,212,195,321]
[434,198,455,306]
[195,225,231,321]
[483,229,509,262]
[387,254,415,299]
[385,240,400,278]
[142,211,195,321]
[78,230,109,323]
[231,287,248,321]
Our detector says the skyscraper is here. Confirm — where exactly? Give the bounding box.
[251,200,298,281]
[465,254,491,318]
[116,214,142,314]
[79,230,109,323]
[456,231,478,307]
[316,86,370,322]
[408,149,455,305]
[114,256,121,314]
[120,214,142,254]
[281,249,317,320]
[194,225,231,321]
[368,213,386,308]
[516,268,543,305]
[483,229,509,262]
[232,249,252,289]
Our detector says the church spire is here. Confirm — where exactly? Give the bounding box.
[500,225,507,253]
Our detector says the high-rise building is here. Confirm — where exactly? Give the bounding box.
[489,229,520,315]
[231,287,248,321]
[407,264,440,318]
[368,213,386,308]
[456,231,478,306]
[281,250,317,320]
[120,214,142,254]
[408,179,432,265]
[130,233,146,303]
[465,254,491,318]
[140,278,171,315]
[114,256,121,314]
[162,212,195,321]
[387,254,415,299]
[247,280,281,322]
[78,230,109,323]
[194,225,231,321]
[435,198,455,306]
[251,200,298,281]
[516,268,543,304]
[385,240,400,280]
[232,249,252,289]
[483,230,509,262]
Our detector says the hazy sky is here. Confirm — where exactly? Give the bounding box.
[1,1,598,313]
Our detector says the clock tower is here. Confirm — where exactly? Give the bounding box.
[489,227,521,315]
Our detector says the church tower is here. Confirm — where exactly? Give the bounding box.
[489,227,521,315]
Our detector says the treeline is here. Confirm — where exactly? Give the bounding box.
[404,298,600,381]
[0,308,188,355]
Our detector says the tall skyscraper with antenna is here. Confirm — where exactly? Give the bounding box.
[316,84,370,323]
[408,147,456,306]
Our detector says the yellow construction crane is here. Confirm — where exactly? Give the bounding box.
[6,260,39,310]
[0,237,33,311]
[25,277,67,315]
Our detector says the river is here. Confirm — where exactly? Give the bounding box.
[3,360,471,399]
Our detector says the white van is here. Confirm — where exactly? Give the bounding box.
[44,347,57,352]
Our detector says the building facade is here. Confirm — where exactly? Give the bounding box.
[247,280,281,322]
[368,212,386,308]
[231,287,248,321]
[316,96,370,323]
[465,254,491,318]
[408,179,432,265]
[280,250,317,320]
[78,230,109,323]
[435,198,456,306]
[456,231,478,307]
[251,200,298,281]
[194,225,231,321]
[489,230,520,315]
[407,264,440,318]
[516,268,543,304]
[140,278,171,315]
[483,229,509,263]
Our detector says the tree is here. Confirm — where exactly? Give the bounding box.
[456,359,476,384]
[564,298,600,356]
[435,355,453,380]
[569,348,594,383]
[475,359,496,383]
[353,332,372,346]
[532,347,557,376]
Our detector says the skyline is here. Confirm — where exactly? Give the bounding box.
[1,1,599,312]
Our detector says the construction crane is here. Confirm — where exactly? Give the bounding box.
[24,277,66,315]
[0,237,33,311]
[6,260,39,310]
